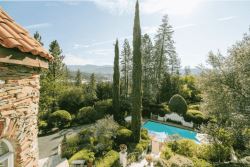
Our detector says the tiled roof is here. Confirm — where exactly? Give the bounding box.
[0,8,53,60]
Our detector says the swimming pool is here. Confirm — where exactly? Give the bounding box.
[142,121,199,142]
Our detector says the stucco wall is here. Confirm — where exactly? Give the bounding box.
[0,63,40,167]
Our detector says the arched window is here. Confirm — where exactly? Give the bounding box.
[0,139,14,167]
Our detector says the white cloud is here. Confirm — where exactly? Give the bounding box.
[64,52,113,65]
[142,26,158,34]
[91,0,201,15]
[173,24,196,30]
[24,23,51,30]
[217,16,237,21]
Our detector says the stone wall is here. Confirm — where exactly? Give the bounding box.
[0,63,40,167]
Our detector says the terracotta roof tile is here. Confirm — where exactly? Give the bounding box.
[0,8,53,60]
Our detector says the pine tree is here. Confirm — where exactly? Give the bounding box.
[40,40,65,113]
[120,39,132,98]
[153,15,179,103]
[84,73,97,104]
[141,34,155,102]
[113,39,121,123]
[75,69,82,86]
[34,31,44,46]
[131,0,142,143]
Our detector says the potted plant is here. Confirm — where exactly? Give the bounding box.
[87,157,95,167]
[120,144,127,153]
[145,154,153,167]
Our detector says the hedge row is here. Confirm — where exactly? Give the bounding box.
[95,150,119,167]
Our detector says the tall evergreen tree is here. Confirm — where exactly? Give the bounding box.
[120,39,132,98]
[40,40,65,113]
[113,39,121,123]
[141,34,155,102]
[85,73,97,102]
[153,15,179,102]
[75,69,82,86]
[131,0,142,143]
[34,31,44,46]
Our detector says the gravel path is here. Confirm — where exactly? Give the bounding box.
[38,124,91,159]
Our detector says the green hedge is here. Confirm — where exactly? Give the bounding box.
[95,150,119,167]
[169,94,188,115]
[143,103,170,117]
[184,109,207,125]
[61,135,82,159]
[188,104,200,110]
[69,149,95,164]
[94,99,112,115]
[77,106,96,124]
[116,128,133,144]
[50,110,72,128]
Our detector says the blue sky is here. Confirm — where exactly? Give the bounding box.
[1,0,249,68]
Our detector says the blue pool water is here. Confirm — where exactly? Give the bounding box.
[143,121,199,142]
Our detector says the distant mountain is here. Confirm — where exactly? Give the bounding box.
[67,64,113,75]
[67,64,201,76]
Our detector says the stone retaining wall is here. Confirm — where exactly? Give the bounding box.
[0,63,40,167]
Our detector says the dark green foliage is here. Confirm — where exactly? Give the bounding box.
[120,97,132,116]
[169,94,187,115]
[160,74,181,103]
[184,109,207,125]
[116,128,133,145]
[120,39,132,98]
[39,40,65,113]
[94,99,112,115]
[95,150,119,167]
[96,82,112,100]
[77,106,97,124]
[113,39,122,123]
[33,31,43,45]
[84,73,97,105]
[75,69,82,86]
[61,135,82,159]
[131,0,142,143]
[143,103,169,118]
[51,110,72,128]
[58,88,84,114]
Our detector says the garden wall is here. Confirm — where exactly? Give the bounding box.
[0,63,40,167]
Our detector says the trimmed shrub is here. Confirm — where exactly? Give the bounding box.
[38,120,48,133]
[169,139,198,157]
[167,154,193,167]
[188,104,200,110]
[94,99,112,116]
[51,110,72,128]
[61,135,82,159]
[143,103,170,117]
[59,88,84,114]
[184,109,207,125]
[116,128,133,144]
[77,106,96,124]
[169,94,188,115]
[191,157,213,167]
[141,128,150,140]
[95,150,119,167]
[134,139,150,154]
[161,145,173,160]
[69,149,95,164]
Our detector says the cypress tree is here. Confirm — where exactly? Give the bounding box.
[75,69,82,86]
[113,39,121,123]
[131,0,142,143]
